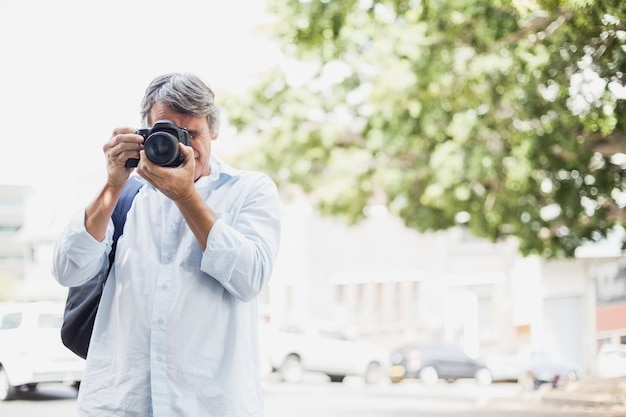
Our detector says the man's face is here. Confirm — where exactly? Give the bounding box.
[148,101,216,180]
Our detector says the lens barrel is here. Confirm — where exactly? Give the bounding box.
[144,132,182,167]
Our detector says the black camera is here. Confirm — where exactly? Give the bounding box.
[125,120,190,168]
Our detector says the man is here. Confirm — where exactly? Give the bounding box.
[52,73,281,416]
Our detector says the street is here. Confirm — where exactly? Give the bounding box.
[0,375,624,417]
[264,376,625,417]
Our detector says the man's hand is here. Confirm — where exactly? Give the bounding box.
[136,143,197,202]
[103,127,144,186]
[84,127,144,242]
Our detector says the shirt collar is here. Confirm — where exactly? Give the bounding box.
[195,155,238,187]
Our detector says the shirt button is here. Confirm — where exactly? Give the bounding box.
[161,283,168,290]
[157,318,164,325]
[157,355,164,362]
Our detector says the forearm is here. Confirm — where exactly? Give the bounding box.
[85,182,125,241]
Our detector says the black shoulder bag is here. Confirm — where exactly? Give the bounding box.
[60,176,144,359]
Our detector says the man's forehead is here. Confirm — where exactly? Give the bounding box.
[149,103,208,131]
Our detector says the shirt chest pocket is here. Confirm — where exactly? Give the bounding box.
[184,210,234,266]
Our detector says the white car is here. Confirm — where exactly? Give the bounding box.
[263,322,389,384]
[486,347,582,388]
[0,301,85,400]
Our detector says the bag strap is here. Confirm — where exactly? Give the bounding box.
[108,175,145,268]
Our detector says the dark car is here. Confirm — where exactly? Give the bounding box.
[389,342,492,386]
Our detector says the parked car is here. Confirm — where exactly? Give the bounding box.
[596,343,626,378]
[264,322,389,384]
[389,342,492,386]
[0,301,85,400]
[485,347,583,388]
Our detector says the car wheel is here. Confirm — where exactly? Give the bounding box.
[521,371,544,390]
[0,368,16,401]
[364,362,382,384]
[475,368,493,386]
[390,375,404,384]
[419,366,439,387]
[279,354,305,383]
[328,374,345,383]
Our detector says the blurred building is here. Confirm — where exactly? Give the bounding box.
[0,184,30,283]
[591,257,626,346]
[0,181,86,301]
[266,194,624,374]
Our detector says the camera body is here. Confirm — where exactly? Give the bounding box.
[125,120,190,168]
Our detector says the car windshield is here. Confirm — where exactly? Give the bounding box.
[0,312,22,330]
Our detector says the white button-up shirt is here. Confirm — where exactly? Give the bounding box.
[52,156,281,417]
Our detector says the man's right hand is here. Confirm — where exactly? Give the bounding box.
[103,127,145,186]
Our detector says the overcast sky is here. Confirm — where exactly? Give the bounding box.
[1,0,278,192]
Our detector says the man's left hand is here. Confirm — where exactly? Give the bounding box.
[136,143,197,202]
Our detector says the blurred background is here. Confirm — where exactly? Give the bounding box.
[1,0,625,414]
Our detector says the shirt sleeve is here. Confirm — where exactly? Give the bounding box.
[201,173,281,301]
[51,209,113,287]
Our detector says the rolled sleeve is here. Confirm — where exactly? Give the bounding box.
[52,209,113,287]
[201,218,242,282]
[200,174,281,301]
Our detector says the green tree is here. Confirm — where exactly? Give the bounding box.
[224,0,626,258]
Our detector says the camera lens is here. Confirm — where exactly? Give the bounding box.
[144,132,180,166]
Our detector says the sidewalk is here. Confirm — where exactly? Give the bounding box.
[541,376,626,411]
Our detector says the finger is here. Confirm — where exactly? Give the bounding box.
[178,143,195,164]
[112,133,144,147]
[109,141,143,167]
[137,151,166,179]
[112,127,136,136]
[104,130,144,164]
[104,131,142,152]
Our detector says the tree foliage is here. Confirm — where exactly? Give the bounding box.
[224,0,626,258]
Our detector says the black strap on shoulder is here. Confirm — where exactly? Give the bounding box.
[109,175,145,267]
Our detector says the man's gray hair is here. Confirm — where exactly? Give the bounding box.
[140,72,220,135]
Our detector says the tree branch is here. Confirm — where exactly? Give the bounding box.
[489,9,574,53]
